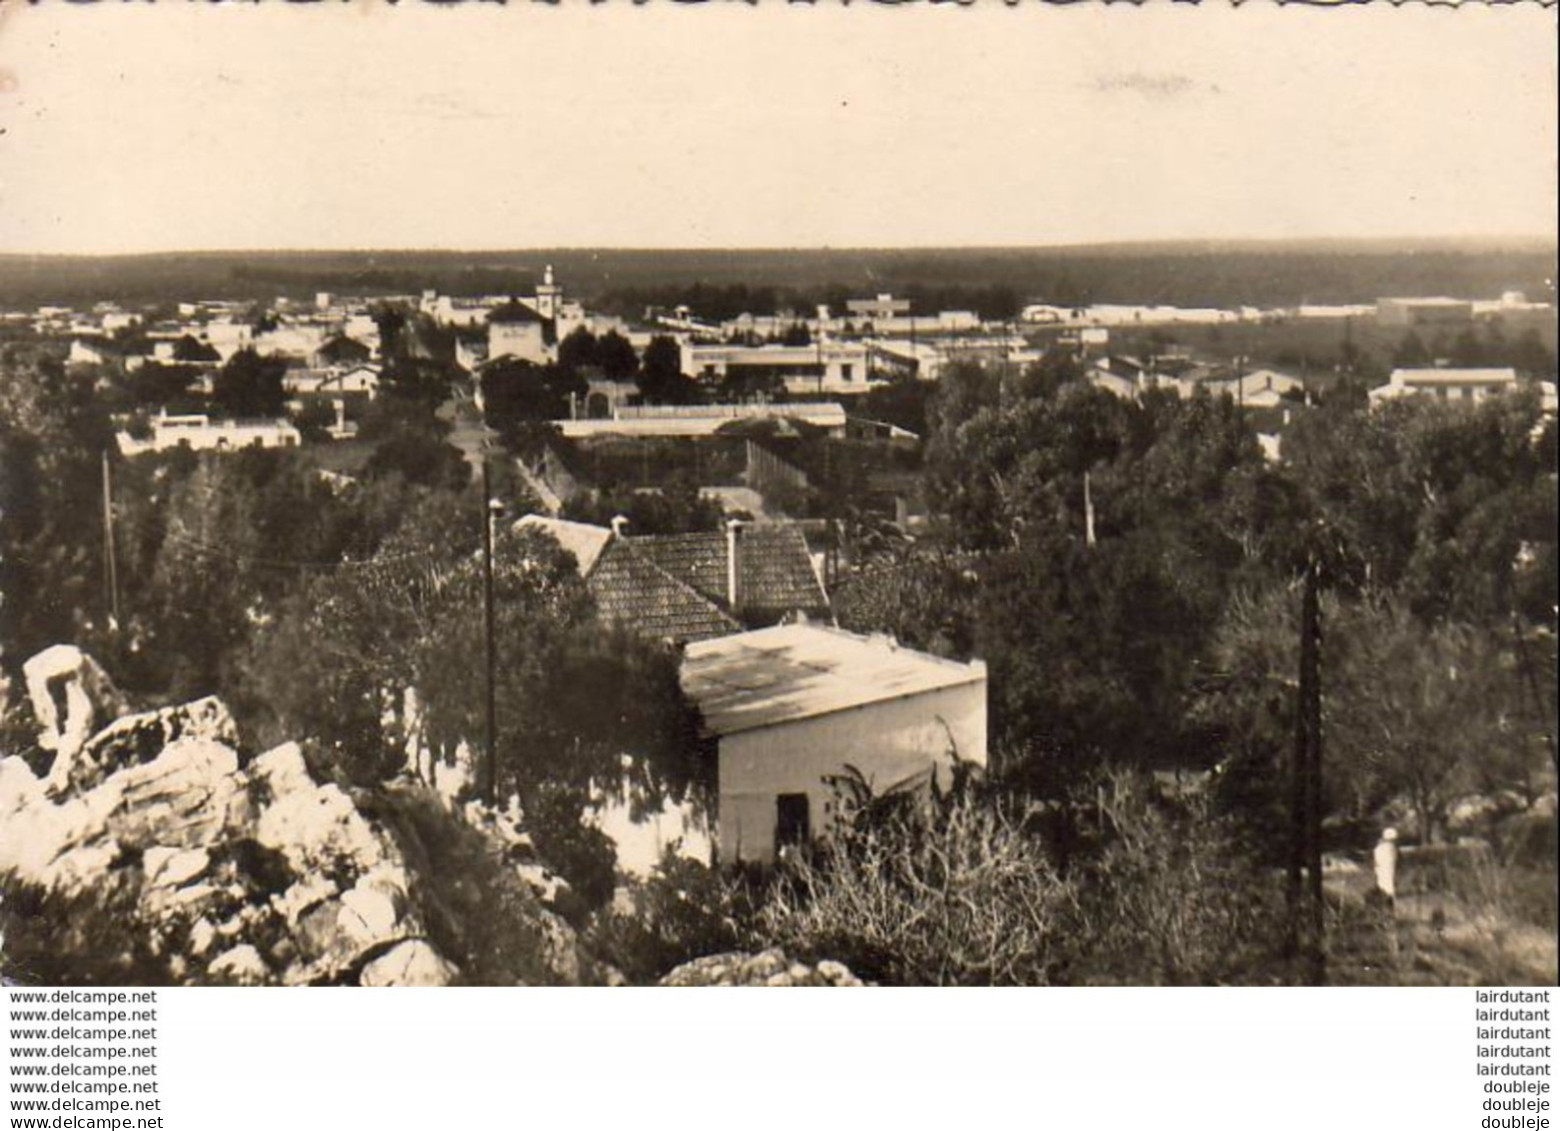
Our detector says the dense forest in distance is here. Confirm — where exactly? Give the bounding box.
[0,238,1554,314]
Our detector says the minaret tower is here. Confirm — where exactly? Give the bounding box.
[535,264,562,321]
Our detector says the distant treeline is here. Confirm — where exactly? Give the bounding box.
[597,281,1024,323]
[1,240,1554,313]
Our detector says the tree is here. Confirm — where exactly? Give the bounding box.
[0,345,117,660]
[211,349,286,419]
[975,529,1220,800]
[481,360,585,436]
[363,429,470,492]
[121,362,201,412]
[370,305,409,359]
[233,486,484,779]
[779,322,811,347]
[556,327,600,377]
[1196,587,1542,847]
[236,515,704,905]
[1284,391,1555,622]
[1392,331,1431,369]
[637,336,699,405]
[595,331,639,381]
[379,356,454,415]
[561,470,724,535]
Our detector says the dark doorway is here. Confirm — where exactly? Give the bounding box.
[775,793,811,855]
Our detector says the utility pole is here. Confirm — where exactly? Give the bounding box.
[1510,613,1559,773]
[101,450,121,630]
[482,458,499,807]
[1289,558,1326,984]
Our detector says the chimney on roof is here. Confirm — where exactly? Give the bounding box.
[726,519,745,613]
[610,515,629,538]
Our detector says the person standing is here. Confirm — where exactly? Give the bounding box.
[1373,827,1399,904]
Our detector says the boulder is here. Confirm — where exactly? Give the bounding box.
[660,949,865,987]
[207,944,269,986]
[359,939,458,987]
[61,697,238,798]
[24,645,128,791]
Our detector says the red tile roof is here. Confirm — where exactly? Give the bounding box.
[589,540,740,644]
[517,513,831,643]
[631,525,830,626]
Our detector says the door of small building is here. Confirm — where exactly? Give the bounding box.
[774,793,811,856]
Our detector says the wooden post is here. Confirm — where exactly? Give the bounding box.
[482,458,498,807]
[1290,559,1326,983]
[101,450,121,630]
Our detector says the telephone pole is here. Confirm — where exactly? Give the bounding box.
[101,450,121,630]
[482,458,499,807]
[1288,558,1326,984]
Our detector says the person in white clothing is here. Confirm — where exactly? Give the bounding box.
[1373,827,1399,903]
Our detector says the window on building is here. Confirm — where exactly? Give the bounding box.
[841,364,854,382]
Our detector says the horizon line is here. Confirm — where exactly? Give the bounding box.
[3,233,1557,262]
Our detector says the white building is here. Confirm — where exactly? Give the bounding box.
[283,363,381,400]
[554,401,848,440]
[1377,297,1475,328]
[680,624,988,865]
[1197,368,1306,408]
[680,341,877,396]
[487,299,556,365]
[116,412,302,456]
[1369,367,1519,406]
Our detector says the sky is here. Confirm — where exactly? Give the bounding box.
[0,3,1554,255]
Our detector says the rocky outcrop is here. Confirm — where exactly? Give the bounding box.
[1,646,607,987]
[0,725,453,985]
[23,645,129,792]
[659,949,865,987]
[0,646,473,986]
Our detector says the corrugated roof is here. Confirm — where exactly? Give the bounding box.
[681,623,987,738]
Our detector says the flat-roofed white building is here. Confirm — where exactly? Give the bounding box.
[1369,367,1518,406]
[555,401,848,439]
[681,341,876,396]
[1377,297,1475,328]
[680,624,988,865]
[116,412,301,456]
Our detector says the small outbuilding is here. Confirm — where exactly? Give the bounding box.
[679,623,988,865]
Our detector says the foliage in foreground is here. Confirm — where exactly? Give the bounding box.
[759,787,1078,986]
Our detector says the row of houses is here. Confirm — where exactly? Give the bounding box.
[1020,292,1549,329]
[1086,357,1554,414]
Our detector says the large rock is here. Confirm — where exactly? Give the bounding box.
[660,949,865,987]
[23,645,128,791]
[3,647,461,987]
[62,697,238,798]
[359,939,458,987]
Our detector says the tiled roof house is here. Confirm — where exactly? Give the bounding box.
[515,515,830,644]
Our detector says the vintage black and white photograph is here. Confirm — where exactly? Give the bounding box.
[0,2,1554,989]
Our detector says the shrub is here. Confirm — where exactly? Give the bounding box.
[584,848,761,985]
[758,783,1078,986]
[1069,771,1290,986]
[366,788,581,985]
